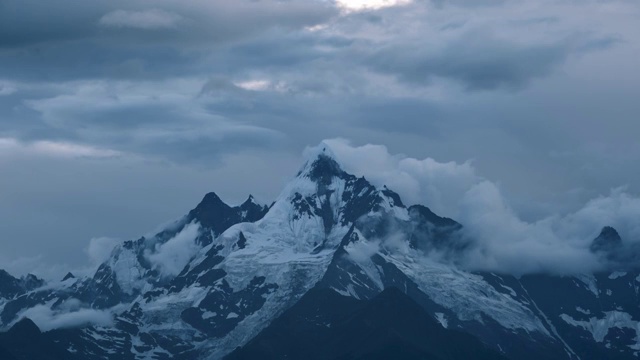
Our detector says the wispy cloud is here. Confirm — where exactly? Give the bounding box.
[335,0,412,12]
[99,9,185,30]
[146,222,201,277]
[16,299,118,331]
[0,137,121,159]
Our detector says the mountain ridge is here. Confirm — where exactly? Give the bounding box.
[0,143,639,359]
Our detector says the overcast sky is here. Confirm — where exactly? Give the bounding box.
[0,0,639,278]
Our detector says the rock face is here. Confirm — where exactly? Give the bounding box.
[591,226,623,253]
[226,287,507,360]
[0,142,639,360]
[0,270,44,300]
[0,318,78,360]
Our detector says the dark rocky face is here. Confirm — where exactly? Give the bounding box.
[304,153,346,185]
[591,226,623,253]
[0,271,45,302]
[225,287,507,360]
[187,192,267,236]
[0,318,79,360]
[62,272,75,281]
[0,270,24,300]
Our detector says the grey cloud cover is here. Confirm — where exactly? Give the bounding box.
[0,0,639,277]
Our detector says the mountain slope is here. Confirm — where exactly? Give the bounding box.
[226,286,507,360]
[0,318,78,360]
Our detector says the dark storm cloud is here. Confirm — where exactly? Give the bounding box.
[368,32,576,91]
[0,0,338,81]
[0,0,104,47]
[0,0,337,48]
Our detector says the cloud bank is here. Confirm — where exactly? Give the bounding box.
[324,139,640,275]
[17,299,115,332]
[146,222,201,277]
[86,237,122,266]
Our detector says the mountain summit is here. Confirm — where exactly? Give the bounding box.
[297,143,346,182]
[590,225,623,253]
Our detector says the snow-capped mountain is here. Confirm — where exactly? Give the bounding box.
[1,143,639,360]
[0,271,44,301]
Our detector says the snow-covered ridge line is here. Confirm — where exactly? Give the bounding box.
[1,142,639,360]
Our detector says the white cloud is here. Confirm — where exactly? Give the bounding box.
[0,255,85,281]
[0,82,17,96]
[456,181,600,275]
[234,80,272,91]
[0,255,44,277]
[346,238,380,263]
[335,0,412,12]
[0,137,121,159]
[17,301,114,331]
[146,222,201,277]
[32,141,121,158]
[99,9,184,30]
[324,139,640,275]
[324,138,479,218]
[0,137,20,150]
[86,237,121,266]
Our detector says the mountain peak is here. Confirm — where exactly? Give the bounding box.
[239,194,269,220]
[590,226,622,253]
[304,141,339,162]
[188,192,233,230]
[20,274,44,291]
[298,143,346,183]
[198,192,228,207]
[240,194,257,207]
[62,272,75,281]
[8,317,41,336]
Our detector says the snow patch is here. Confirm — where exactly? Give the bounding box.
[499,284,517,297]
[561,311,640,350]
[575,275,599,297]
[226,312,239,319]
[380,252,550,335]
[435,312,448,328]
[576,307,591,315]
[202,311,217,320]
[609,272,627,280]
[111,246,146,295]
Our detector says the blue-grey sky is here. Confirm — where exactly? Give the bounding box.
[0,0,639,277]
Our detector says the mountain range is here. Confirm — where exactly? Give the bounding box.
[1,143,639,359]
